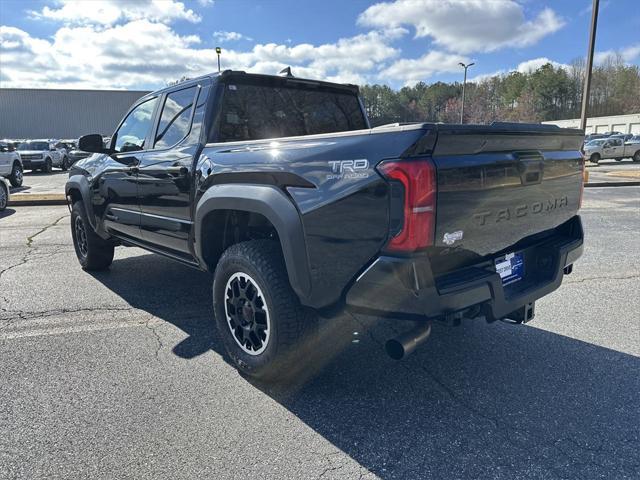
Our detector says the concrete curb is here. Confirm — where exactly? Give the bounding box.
[8,193,67,206]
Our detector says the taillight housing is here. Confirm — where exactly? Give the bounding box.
[378,158,437,253]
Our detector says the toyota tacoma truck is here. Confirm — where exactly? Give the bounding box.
[67,71,585,379]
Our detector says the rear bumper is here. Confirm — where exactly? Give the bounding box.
[346,216,584,322]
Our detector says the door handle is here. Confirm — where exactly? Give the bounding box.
[127,166,140,174]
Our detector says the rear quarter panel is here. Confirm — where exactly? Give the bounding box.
[199,127,427,306]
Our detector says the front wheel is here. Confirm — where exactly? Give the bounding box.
[61,156,70,171]
[43,157,53,173]
[8,163,23,187]
[0,181,7,211]
[71,201,114,270]
[633,150,640,162]
[213,240,317,381]
[590,153,600,164]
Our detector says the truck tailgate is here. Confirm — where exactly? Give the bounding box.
[431,123,584,261]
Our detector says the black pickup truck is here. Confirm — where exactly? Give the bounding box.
[67,71,584,379]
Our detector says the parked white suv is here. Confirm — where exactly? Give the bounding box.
[583,137,640,164]
[16,140,70,172]
[0,141,23,187]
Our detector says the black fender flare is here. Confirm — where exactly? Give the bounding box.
[194,184,312,302]
[65,175,97,230]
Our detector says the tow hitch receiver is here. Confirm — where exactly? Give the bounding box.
[504,302,536,323]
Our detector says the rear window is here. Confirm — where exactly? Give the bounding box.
[217,82,367,142]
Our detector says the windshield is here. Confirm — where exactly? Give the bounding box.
[18,142,49,151]
[586,139,605,146]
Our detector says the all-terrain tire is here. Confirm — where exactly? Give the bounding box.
[43,157,53,173]
[0,181,7,211]
[213,240,317,382]
[8,162,23,187]
[71,201,114,271]
[590,153,600,164]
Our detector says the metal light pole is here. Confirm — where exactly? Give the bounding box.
[459,62,474,124]
[216,47,222,73]
[580,0,599,131]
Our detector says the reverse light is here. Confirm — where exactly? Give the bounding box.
[378,158,437,253]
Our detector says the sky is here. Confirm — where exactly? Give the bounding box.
[0,0,639,91]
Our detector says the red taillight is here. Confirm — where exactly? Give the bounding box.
[378,158,437,253]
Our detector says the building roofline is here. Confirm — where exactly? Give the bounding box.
[0,87,152,94]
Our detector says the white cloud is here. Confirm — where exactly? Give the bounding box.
[594,43,640,64]
[516,57,569,73]
[380,51,471,86]
[358,0,565,53]
[213,31,253,43]
[0,23,401,89]
[468,57,570,83]
[30,0,201,25]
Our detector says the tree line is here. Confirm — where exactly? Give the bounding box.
[360,55,640,126]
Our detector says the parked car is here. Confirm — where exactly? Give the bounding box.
[626,135,640,144]
[67,70,585,380]
[68,147,92,165]
[16,140,70,172]
[583,137,640,163]
[601,131,624,137]
[584,133,606,142]
[0,141,24,187]
[607,133,633,143]
[0,176,10,211]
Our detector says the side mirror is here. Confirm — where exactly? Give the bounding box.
[79,134,105,153]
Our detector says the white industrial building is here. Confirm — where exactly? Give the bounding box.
[0,88,150,139]
[542,113,640,135]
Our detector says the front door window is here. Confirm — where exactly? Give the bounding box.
[113,97,158,153]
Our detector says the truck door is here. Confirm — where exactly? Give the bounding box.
[99,96,159,240]
[136,83,208,259]
[612,138,624,157]
[602,141,616,158]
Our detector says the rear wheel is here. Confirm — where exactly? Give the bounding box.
[8,162,23,187]
[633,150,640,162]
[213,240,317,381]
[43,157,53,173]
[0,181,7,211]
[61,156,70,171]
[71,201,114,270]
[590,153,600,164]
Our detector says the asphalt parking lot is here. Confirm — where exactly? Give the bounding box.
[1,187,639,479]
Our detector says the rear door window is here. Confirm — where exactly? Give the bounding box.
[217,83,367,142]
[154,86,198,149]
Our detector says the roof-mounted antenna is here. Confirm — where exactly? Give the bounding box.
[278,66,294,77]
